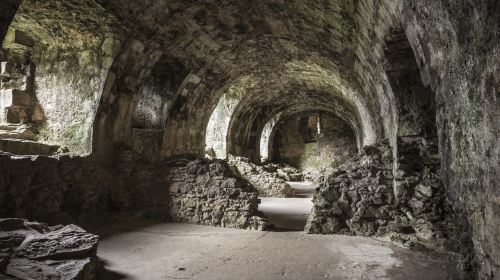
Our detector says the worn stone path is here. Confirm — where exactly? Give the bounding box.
[95,220,457,280]
[259,181,316,231]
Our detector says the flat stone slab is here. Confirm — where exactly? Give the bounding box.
[0,219,99,280]
[16,225,99,260]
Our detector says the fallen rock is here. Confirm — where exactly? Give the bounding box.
[227,155,294,198]
[0,218,99,280]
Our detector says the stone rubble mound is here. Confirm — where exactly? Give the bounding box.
[305,137,459,252]
[0,218,99,280]
[302,168,332,184]
[227,155,295,198]
[262,163,304,182]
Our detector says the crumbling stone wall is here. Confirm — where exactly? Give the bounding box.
[0,149,268,231]
[167,159,268,230]
[306,137,459,253]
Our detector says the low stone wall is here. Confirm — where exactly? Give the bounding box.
[0,148,268,231]
[228,155,294,198]
[0,218,99,279]
[305,137,459,252]
[167,159,268,230]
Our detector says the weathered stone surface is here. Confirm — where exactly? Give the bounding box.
[306,137,459,253]
[263,163,304,182]
[228,155,294,198]
[0,1,497,278]
[17,225,98,260]
[166,158,269,230]
[270,111,358,171]
[0,218,98,280]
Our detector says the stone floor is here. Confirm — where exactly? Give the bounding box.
[94,182,458,280]
[259,181,316,230]
[95,221,458,280]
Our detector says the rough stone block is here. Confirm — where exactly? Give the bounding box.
[0,219,99,280]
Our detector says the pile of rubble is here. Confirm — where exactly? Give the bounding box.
[227,155,294,198]
[262,163,304,182]
[306,137,459,252]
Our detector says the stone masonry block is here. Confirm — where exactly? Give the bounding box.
[0,89,31,108]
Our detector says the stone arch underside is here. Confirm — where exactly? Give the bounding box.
[205,62,372,160]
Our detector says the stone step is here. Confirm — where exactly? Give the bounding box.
[0,138,59,156]
[0,123,37,140]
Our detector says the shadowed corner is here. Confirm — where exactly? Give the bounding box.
[97,258,132,280]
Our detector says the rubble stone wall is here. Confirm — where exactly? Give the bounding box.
[0,149,268,231]
[306,137,459,253]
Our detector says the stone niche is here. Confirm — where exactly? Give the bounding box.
[129,55,189,160]
[384,28,437,138]
[131,56,188,130]
[271,111,358,171]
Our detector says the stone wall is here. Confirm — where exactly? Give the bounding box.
[306,137,459,253]
[397,2,500,278]
[167,159,268,230]
[0,148,268,231]
[272,111,358,171]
